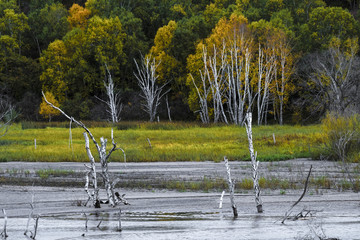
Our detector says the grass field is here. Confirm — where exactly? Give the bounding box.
[0,122,325,162]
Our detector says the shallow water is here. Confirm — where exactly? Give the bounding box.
[3,209,360,240]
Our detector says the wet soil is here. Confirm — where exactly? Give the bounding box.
[0,159,359,239]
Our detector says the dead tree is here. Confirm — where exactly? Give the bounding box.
[134,55,170,122]
[96,64,123,123]
[282,165,312,224]
[42,91,128,208]
[257,43,276,125]
[332,128,357,189]
[0,95,17,138]
[1,209,8,238]
[245,112,263,213]
[24,190,35,236]
[300,40,360,116]
[224,157,238,217]
[190,66,211,124]
[225,39,252,125]
[207,45,228,124]
[275,34,293,125]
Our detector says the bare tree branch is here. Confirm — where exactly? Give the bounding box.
[282,165,312,224]
[0,95,17,138]
[134,55,170,122]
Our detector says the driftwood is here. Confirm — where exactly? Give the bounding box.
[282,165,313,224]
[224,157,238,217]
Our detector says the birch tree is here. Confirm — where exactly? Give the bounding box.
[225,37,252,125]
[207,45,228,124]
[257,41,277,125]
[134,55,170,122]
[190,71,210,123]
[274,33,294,125]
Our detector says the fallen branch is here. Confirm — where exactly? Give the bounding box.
[282,165,313,224]
[97,218,103,228]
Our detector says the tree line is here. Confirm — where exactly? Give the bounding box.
[1,0,359,123]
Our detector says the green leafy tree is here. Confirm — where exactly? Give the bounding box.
[28,2,69,56]
[40,15,126,118]
[149,20,179,84]
[0,9,29,54]
[300,7,358,51]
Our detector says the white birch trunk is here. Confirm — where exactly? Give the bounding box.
[257,43,276,125]
[83,132,100,208]
[191,70,210,124]
[207,45,228,124]
[1,209,8,238]
[99,137,115,207]
[224,157,238,217]
[245,112,263,213]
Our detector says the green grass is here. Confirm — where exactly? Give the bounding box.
[35,169,75,179]
[0,122,324,162]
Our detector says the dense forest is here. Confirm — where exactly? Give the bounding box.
[1,0,359,124]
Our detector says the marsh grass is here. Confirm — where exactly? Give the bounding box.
[35,169,75,179]
[1,122,324,162]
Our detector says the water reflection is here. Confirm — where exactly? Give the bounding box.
[2,210,359,240]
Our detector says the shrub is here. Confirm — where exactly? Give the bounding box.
[321,113,360,162]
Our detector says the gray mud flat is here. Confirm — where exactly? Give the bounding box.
[0,160,359,239]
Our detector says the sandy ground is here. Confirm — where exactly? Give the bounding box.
[0,160,359,239]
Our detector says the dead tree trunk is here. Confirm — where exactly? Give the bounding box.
[224,157,238,217]
[245,112,263,213]
[134,55,170,122]
[282,165,312,224]
[96,64,123,123]
[83,133,100,208]
[1,209,8,238]
[42,91,127,208]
